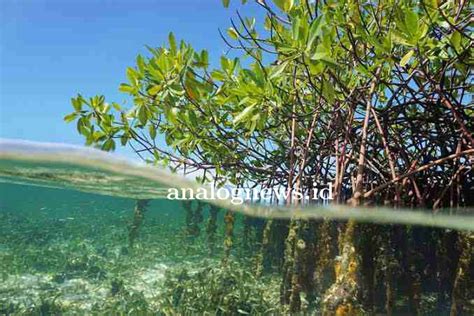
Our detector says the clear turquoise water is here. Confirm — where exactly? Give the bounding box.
[0,182,237,313]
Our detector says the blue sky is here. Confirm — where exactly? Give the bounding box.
[0,0,261,157]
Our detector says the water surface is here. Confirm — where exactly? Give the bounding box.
[1,140,472,314]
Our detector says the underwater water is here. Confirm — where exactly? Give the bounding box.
[0,140,473,315]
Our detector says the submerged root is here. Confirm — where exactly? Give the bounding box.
[128,199,150,248]
[183,200,204,239]
[450,232,473,315]
[280,219,298,306]
[322,220,364,315]
[314,220,337,297]
[242,215,253,251]
[289,238,305,312]
[222,210,235,265]
[255,219,272,278]
[206,205,219,254]
[382,227,398,316]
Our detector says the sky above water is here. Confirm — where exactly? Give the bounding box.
[0,0,261,158]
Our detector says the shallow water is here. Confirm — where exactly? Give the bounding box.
[0,183,236,312]
[1,140,473,314]
[1,139,473,230]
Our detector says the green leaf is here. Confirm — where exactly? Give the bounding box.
[112,102,122,111]
[201,50,209,67]
[148,85,161,96]
[102,139,116,151]
[418,23,429,39]
[64,113,77,123]
[211,70,226,81]
[320,56,339,68]
[228,27,239,40]
[249,113,261,134]
[149,124,157,139]
[292,17,300,40]
[138,106,148,125]
[119,83,135,93]
[126,67,139,85]
[221,56,231,73]
[426,0,438,9]
[450,31,461,52]
[167,107,179,125]
[311,52,326,60]
[405,10,419,36]
[168,32,177,53]
[170,138,187,149]
[311,48,339,68]
[76,117,89,136]
[188,110,198,126]
[273,0,293,12]
[136,55,146,74]
[243,69,261,86]
[310,43,329,60]
[120,134,129,146]
[71,97,82,112]
[322,80,335,103]
[400,49,414,67]
[222,0,230,8]
[307,16,323,51]
[392,31,414,47]
[269,61,288,79]
[233,104,256,125]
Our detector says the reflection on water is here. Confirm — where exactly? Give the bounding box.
[1,139,473,230]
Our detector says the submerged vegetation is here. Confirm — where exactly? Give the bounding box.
[24,0,474,314]
[0,185,280,314]
[159,263,280,314]
[2,184,472,314]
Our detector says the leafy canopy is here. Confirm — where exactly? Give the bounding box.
[66,0,472,196]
